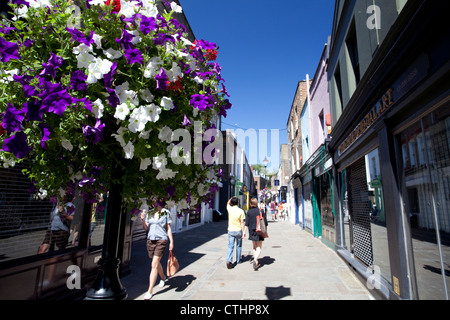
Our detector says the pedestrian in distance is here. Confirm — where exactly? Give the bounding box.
[226,196,246,269]
[279,202,284,221]
[274,201,279,221]
[140,206,174,300]
[245,198,268,271]
[270,201,275,221]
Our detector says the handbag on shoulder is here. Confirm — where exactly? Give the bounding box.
[256,210,268,239]
[167,249,179,277]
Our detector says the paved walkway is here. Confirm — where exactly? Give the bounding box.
[121,218,375,300]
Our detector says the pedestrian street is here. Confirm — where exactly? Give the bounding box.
[121,217,375,300]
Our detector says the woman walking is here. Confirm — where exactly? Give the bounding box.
[245,198,268,271]
[140,207,174,300]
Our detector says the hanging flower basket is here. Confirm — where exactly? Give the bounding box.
[0,0,232,218]
[258,188,273,204]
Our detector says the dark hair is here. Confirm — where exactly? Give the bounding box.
[250,198,258,208]
[230,197,239,206]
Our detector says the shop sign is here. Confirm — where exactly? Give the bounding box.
[338,54,429,157]
[339,88,394,155]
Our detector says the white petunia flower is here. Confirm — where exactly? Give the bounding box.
[139,129,152,139]
[170,1,183,13]
[153,154,167,170]
[156,168,177,180]
[140,158,152,171]
[103,48,122,59]
[124,141,135,159]
[158,126,173,143]
[171,62,183,80]
[143,57,163,78]
[160,96,174,110]
[76,51,96,69]
[92,33,103,49]
[61,136,74,151]
[140,88,154,103]
[92,99,104,119]
[148,103,161,122]
[38,188,48,200]
[177,199,189,211]
[128,106,151,133]
[115,81,139,106]
[114,103,130,121]
[197,183,207,197]
[89,0,104,5]
[112,127,127,147]
[86,58,113,84]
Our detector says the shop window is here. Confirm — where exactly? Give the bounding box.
[88,193,107,251]
[0,164,86,262]
[399,102,450,300]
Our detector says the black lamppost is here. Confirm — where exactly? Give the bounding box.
[263,157,269,188]
[85,162,127,300]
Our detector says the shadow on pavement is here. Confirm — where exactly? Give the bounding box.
[122,219,228,300]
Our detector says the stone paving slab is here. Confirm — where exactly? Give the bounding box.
[121,218,375,300]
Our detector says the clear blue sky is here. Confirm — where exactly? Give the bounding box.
[180,0,335,171]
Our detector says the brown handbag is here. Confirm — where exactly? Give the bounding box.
[256,210,269,239]
[166,250,179,277]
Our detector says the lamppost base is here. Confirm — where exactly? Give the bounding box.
[85,258,127,300]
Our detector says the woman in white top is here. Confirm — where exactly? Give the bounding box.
[140,207,174,300]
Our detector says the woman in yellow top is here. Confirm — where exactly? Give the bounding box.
[226,197,246,269]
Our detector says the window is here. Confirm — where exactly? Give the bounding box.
[396,0,408,14]
[0,164,88,262]
[399,102,450,299]
[334,63,344,112]
[346,19,361,85]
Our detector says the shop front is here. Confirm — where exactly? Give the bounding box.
[330,1,450,300]
[0,163,134,299]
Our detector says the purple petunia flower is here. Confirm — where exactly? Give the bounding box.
[0,36,21,63]
[0,26,16,35]
[140,16,158,35]
[22,99,43,122]
[69,70,88,91]
[74,97,93,113]
[124,47,143,65]
[66,28,95,46]
[189,94,213,111]
[2,103,24,133]
[115,29,134,49]
[2,131,32,159]
[23,39,34,47]
[82,119,104,144]
[155,68,168,91]
[130,207,141,217]
[40,52,64,78]
[39,123,51,149]
[10,0,30,6]
[165,185,176,198]
[41,89,74,117]
[152,33,174,46]
[196,39,217,50]
[38,78,74,116]
[104,61,117,89]
[182,114,191,127]
[78,175,96,188]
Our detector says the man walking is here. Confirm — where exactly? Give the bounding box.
[226,197,246,269]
